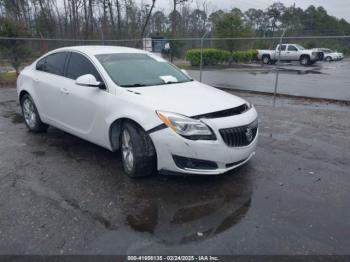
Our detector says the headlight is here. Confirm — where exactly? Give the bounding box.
[156,111,216,140]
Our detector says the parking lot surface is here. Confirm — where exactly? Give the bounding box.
[188,59,350,102]
[0,87,349,254]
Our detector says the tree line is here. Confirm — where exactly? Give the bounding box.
[1,0,350,73]
[1,0,350,40]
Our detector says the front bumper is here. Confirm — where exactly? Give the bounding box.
[150,107,258,175]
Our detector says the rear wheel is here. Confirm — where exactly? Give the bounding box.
[20,94,48,132]
[120,122,156,178]
[262,55,271,64]
[300,55,310,66]
[325,56,332,62]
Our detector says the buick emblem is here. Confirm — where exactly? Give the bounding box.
[245,127,253,142]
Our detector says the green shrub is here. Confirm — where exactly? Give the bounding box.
[185,48,230,66]
[231,49,258,63]
[186,48,258,66]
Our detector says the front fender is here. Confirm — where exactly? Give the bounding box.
[105,96,162,133]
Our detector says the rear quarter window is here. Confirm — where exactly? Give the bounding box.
[36,52,68,76]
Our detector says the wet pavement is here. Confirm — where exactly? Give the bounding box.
[0,87,350,254]
[188,59,350,102]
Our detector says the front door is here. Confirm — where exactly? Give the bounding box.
[58,52,108,136]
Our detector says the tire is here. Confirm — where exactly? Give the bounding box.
[20,94,48,132]
[300,55,310,66]
[262,55,271,64]
[325,56,332,62]
[120,122,156,178]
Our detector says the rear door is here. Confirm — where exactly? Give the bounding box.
[34,52,69,122]
[276,44,287,60]
[286,45,299,60]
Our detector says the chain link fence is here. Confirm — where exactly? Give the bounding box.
[1,36,349,102]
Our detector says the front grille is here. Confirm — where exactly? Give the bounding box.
[192,104,249,119]
[219,119,258,147]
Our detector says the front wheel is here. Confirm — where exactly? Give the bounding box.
[120,122,156,178]
[20,94,48,132]
[325,56,332,62]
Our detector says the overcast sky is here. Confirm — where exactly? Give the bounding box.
[145,0,350,22]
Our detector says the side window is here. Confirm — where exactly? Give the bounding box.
[278,45,287,51]
[36,57,46,71]
[66,53,102,82]
[44,52,68,75]
[288,45,298,51]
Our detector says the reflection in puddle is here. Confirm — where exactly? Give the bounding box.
[123,170,252,245]
[249,68,323,75]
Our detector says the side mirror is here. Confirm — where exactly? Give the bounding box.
[75,74,105,89]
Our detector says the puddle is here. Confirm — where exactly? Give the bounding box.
[122,171,253,245]
[86,171,253,252]
[249,68,323,75]
[31,151,46,156]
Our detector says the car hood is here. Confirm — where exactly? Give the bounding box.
[124,81,247,117]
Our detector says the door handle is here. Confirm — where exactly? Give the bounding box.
[60,88,69,94]
[34,78,40,83]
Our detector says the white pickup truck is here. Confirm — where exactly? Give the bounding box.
[257,44,322,66]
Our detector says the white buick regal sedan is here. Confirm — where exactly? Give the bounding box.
[17,46,258,177]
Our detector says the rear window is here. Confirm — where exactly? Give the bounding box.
[278,45,287,51]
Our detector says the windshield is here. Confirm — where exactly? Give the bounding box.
[96,53,192,87]
[294,44,305,50]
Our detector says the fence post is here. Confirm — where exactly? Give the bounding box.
[273,29,287,107]
[200,31,210,82]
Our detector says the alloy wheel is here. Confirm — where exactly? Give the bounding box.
[121,129,134,172]
[22,98,37,128]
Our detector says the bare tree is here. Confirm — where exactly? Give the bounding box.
[141,0,156,38]
[171,0,188,36]
[107,0,116,38]
[115,0,121,31]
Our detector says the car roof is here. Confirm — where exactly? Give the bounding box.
[51,45,147,56]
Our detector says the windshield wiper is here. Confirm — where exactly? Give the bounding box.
[121,79,194,87]
[120,83,148,87]
[161,79,194,85]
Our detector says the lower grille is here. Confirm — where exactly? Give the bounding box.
[172,155,218,170]
[219,119,258,147]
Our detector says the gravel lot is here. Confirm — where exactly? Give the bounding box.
[0,87,349,255]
